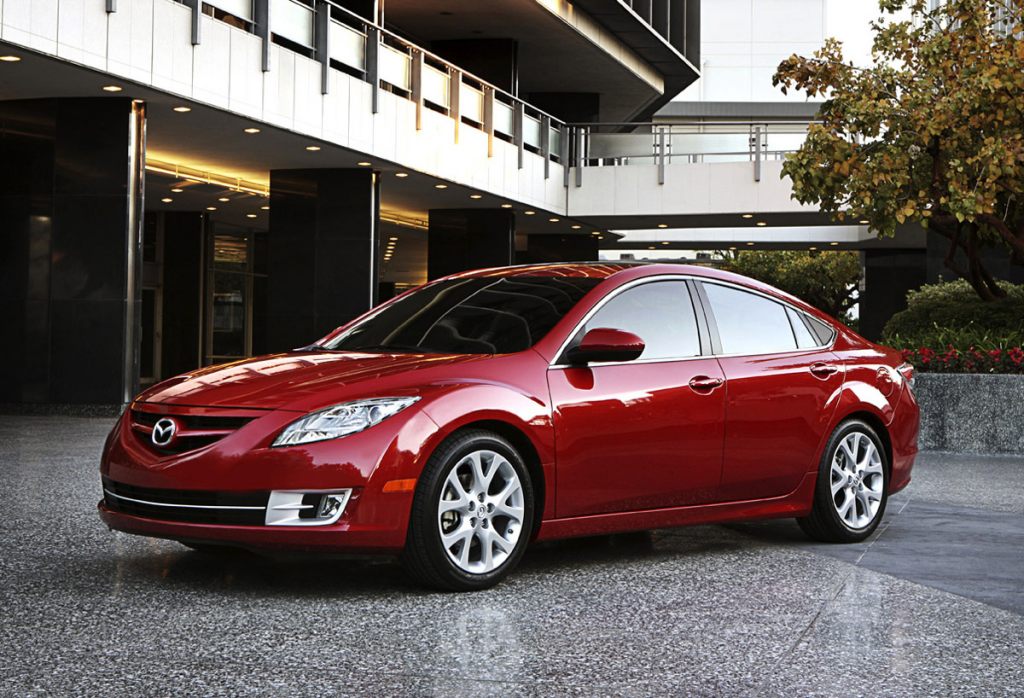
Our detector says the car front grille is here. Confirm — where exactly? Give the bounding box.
[129,409,257,455]
[102,478,269,526]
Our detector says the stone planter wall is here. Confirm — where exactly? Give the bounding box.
[914,373,1024,454]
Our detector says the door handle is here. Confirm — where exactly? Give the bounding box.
[688,375,724,392]
[810,362,839,378]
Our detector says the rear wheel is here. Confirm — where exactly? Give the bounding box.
[798,419,889,543]
[402,430,534,591]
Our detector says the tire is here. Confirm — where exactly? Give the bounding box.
[797,419,889,543]
[401,429,535,591]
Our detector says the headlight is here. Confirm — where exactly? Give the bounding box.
[272,397,419,447]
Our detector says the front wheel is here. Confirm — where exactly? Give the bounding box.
[798,419,889,543]
[402,430,534,591]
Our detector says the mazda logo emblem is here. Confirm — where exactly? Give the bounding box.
[151,417,178,447]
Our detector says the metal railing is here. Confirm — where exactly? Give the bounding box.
[151,0,564,175]
[565,121,816,185]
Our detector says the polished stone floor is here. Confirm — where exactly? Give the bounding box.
[1,416,1022,696]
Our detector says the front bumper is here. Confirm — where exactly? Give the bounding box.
[98,502,401,553]
[98,402,445,553]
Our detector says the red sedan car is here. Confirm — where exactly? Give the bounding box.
[99,263,919,591]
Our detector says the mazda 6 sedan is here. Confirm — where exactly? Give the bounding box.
[99,263,919,591]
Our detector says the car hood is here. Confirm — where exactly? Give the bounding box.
[136,351,488,411]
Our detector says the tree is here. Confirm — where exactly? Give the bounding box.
[773,0,1024,301]
[721,250,861,320]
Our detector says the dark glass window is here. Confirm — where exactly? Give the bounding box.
[322,276,603,354]
[703,282,798,355]
[572,280,701,360]
[805,313,836,345]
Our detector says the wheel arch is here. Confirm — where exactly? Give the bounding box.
[440,419,547,542]
[836,410,894,480]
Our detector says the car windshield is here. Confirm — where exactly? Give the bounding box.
[321,276,603,354]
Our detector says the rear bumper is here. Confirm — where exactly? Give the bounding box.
[98,502,405,553]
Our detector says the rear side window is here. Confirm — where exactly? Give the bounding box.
[574,280,701,361]
[805,314,836,345]
[703,282,797,355]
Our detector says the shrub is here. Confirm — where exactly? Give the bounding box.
[900,346,1024,374]
[882,279,1024,350]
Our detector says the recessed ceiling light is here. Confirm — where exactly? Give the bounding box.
[395,172,409,178]
[469,194,483,199]
[548,217,560,222]
[524,210,536,216]
[306,145,321,152]
[0,55,22,62]
[859,219,870,224]
[657,223,668,228]
[355,161,371,166]
[596,236,604,240]
[809,246,818,251]
[261,205,270,210]
[500,203,513,209]
[590,231,601,236]
[830,241,839,246]
[661,241,670,245]
[741,213,754,219]
[434,183,448,189]
[756,221,767,227]
[171,187,183,193]
[101,85,123,92]
[648,246,656,250]
[161,198,173,203]
[571,224,582,230]
[173,106,192,113]
[244,127,261,134]
[246,213,258,219]
[729,246,737,250]
[218,197,230,202]
[746,241,755,246]
[206,206,217,211]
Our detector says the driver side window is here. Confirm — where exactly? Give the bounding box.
[576,280,701,361]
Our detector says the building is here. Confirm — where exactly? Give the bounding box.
[0,0,700,408]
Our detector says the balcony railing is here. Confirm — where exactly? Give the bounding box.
[160,0,564,175]
[565,121,815,185]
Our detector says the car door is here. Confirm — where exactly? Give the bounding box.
[697,280,844,502]
[548,279,726,518]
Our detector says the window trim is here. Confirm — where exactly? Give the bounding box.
[548,274,837,369]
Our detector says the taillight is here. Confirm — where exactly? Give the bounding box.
[897,362,915,389]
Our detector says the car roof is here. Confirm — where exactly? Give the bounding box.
[444,262,830,319]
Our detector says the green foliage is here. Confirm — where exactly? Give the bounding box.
[882,279,1024,349]
[773,0,1024,300]
[721,250,861,319]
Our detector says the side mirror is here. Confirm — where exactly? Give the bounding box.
[566,328,645,365]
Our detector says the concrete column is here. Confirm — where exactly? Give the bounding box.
[0,97,145,407]
[427,209,515,280]
[860,249,927,341]
[267,169,380,351]
[522,234,599,264]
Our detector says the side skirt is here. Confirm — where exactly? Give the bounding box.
[535,472,816,542]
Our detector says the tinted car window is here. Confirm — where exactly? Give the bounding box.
[703,282,798,355]
[323,276,602,354]
[805,314,835,345]
[787,307,819,349]
[575,280,701,360]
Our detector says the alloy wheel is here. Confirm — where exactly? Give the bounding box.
[437,449,525,574]
[829,431,884,529]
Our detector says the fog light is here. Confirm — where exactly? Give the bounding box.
[317,494,345,519]
[266,489,351,526]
